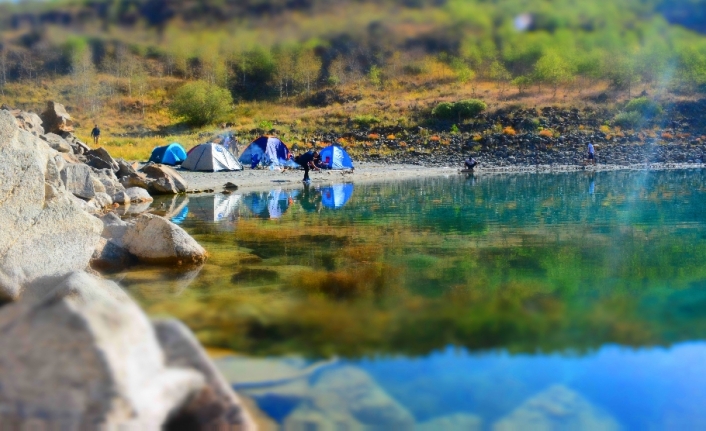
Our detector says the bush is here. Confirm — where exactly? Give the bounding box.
[352,114,380,128]
[432,102,455,119]
[624,97,663,117]
[433,99,486,120]
[613,111,643,129]
[454,99,487,119]
[169,81,234,126]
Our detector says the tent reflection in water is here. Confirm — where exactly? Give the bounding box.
[321,183,354,209]
[187,193,242,223]
[242,189,299,219]
[182,143,243,171]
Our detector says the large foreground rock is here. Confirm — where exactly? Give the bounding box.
[0,110,101,300]
[40,132,71,153]
[40,101,74,134]
[0,271,206,428]
[122,214,207,265]
[155,319,256,430]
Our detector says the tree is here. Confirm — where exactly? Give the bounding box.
[0,45,6,96]
[534,51,575,97]
[604,53,640,97]
[272,45,297,98]
[368,65,383,90]
[512,75,532,95]
[296,48,322,94]
[489,60,512,97]
[169,81,234,126]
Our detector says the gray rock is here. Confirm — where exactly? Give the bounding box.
[121,213,207,265]
[93,168,125,196]
[86,147,119,172]
[92,192,114,209]
[116,157,138,178]
[493,385,621,431]
[0,110,101,300]
[120,171,152,189]
[0,271,205,428]
[154,319,256,430]
[116,186,153,203]
[60,163,103,199]
[40,133,71,153]
[12,110,44,136]
[140,163,188,194]
[40,101,73,134]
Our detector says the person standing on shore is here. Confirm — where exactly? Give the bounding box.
[587,142,596,165]
[91,124,101,146]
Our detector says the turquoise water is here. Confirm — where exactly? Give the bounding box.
[128,169,706,429]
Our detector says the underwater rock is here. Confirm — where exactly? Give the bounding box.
[493,384,621,431]
[0,271,205,428]
[417,413,483,431]
[284,366,415,430]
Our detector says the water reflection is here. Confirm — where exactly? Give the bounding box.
[320,183,354,209]
[242,189,298,219]
[127,170,706,429]
[189,193,241,223]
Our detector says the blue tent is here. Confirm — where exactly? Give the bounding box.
[319,145,354,170]
[321,183,354,209]
[239,136,295,168]
[149,143,188,166]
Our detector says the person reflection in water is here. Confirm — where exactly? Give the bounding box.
[299,183,322,213]
[589,173,595,195]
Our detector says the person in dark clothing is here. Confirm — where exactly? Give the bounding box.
[91,125,101,146]
[295,150,320,182]
[464,157,478,170]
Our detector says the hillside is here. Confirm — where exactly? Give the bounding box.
[1,0,706,161]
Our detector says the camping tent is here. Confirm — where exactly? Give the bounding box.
[182,143,243,172]
[318,145,354,170]
[239,136,295,168]
[149,143,188,166]
[321,183,354,209]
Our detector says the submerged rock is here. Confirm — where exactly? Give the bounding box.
[122,213,207,265]
[0,271,205,428]
[493,385,621,431]
[0,110,101,300]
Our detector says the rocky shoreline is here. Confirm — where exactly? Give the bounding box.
[0,103,254,429]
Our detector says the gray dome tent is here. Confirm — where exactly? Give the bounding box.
[182,143,243,172]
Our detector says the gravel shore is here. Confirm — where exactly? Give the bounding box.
[178,161,706,194]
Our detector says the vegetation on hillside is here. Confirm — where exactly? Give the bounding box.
[1,0,706,159]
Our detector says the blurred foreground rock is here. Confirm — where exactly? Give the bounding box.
[0,271,253,429]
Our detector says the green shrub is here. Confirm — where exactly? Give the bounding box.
[433,99,486,120]
[454,99,487,119]
[169,81,234,126]
[613,111,643,129]
[432,102,455,119]
[352,114,381,128]
[624,97,663,117]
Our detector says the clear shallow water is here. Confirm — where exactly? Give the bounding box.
[123,170,706,429]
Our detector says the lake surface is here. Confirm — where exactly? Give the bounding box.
[121,170,706,430]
